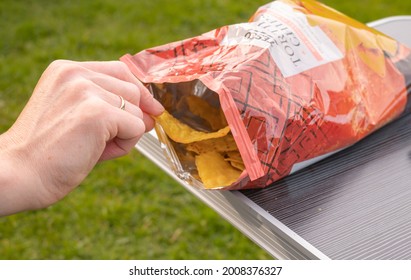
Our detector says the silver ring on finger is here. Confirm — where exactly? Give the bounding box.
[119,96,126,110]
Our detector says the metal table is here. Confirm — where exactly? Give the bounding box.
[136,17,411,260]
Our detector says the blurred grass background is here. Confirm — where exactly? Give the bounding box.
[1,0,410,259]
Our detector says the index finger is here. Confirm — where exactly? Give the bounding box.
[77,61,139,84]
[78,60,164,116]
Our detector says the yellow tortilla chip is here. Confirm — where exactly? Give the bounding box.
[153,98,244,189]
[186,133,237,154]
[185,95,228,130]
[195,151,242,189]
[228,160,245,171]
[224,151,243,162]
[223,151,245,171]
[155,110,230,144]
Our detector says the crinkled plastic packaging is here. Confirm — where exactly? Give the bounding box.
[121,0,411,190]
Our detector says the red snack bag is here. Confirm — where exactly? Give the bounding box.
[121,0,411,190]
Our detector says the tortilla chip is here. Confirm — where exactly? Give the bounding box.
[155,110,230,144]
[226,159,245,171]
[195,151,242,189]
[186,133,237,154]
[185,95,228,130]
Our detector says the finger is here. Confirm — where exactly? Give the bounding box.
[109,94,144,120]
[142,113,156,132]
[138,83,164,117]
[99,134,141,161]
[92,74,164,116]
[77,61,140,84]
[115,95,144,120]
[111,96,156,132]
[78,61,164,115]
[64,76,152,134]
[110,108,145,142]
[101,109,146,160]
[83,79,144,119]
[87,73,141,106]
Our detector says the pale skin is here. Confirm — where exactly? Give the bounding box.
[0,60,164,216]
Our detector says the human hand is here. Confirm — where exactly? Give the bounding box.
[0,60,164,216]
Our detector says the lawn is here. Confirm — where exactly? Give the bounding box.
[1,0,411,259]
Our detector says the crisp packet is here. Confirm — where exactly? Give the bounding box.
[121,0,411,190]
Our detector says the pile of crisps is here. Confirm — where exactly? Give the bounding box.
[154,94,245,189]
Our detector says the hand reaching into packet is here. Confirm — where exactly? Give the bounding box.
[0,60,164,216]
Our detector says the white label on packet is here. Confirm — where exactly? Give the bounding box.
[220,1,343,77]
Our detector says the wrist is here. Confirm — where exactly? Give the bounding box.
[0,132,44,216]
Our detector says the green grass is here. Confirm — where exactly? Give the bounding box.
[1,0,411,259]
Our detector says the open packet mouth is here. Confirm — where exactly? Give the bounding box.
[148,80,254,190]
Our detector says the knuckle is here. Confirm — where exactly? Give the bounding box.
[47,60,86,82]
[48,59,68,69]
[126,82,141,102]
[48,60,73,74]
[70,77,93,94]
[80,97,108,121]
